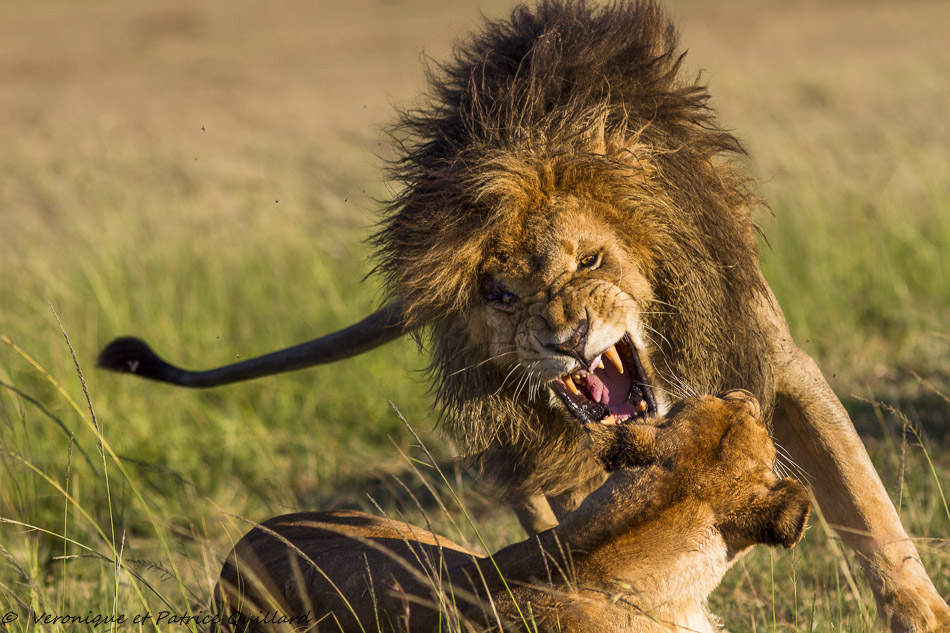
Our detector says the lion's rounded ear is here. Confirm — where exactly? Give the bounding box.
[758,478,811,549]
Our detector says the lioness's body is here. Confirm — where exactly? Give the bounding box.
[102,2,950,630]
[215,393,810,632]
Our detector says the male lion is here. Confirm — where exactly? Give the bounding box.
[99,1,949,630]
[214,391,811,632]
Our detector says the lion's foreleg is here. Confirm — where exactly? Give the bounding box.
[511,494,559,535]
[548,486,599,522]
[772,348,950,633]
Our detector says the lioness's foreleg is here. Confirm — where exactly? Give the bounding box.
[761,296,950,632]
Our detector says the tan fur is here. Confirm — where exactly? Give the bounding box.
[215,392,810,632]
[99,2,946,629]
[360,3,950,630]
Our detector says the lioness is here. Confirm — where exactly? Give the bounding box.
[214,391,810,632]
[100,1,950,630]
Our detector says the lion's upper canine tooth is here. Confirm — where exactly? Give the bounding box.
[604,344,624,374]
[563,374,580,396]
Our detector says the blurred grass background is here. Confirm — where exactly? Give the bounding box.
[0,0,947,630]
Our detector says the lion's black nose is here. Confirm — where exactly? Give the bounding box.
[544,320,589,364]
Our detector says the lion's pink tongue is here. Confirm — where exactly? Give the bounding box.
[585,360,637,418]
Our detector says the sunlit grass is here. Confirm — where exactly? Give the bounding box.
[1,0,948,630]
[1,338,947,631]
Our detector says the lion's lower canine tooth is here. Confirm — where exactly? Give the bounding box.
[602,414,616,424]
[636,399,647,412]
[605,345,624,373]
[564,374,579,395]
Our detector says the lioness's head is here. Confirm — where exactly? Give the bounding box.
[584,389,811,551]
[374,1,772,452]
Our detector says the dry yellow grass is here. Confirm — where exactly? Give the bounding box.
[0,1,947,630]
[3,0,948,388]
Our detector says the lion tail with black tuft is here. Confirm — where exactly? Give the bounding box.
[97,303,409,388]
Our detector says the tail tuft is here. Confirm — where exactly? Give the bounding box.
[97,337,168,379]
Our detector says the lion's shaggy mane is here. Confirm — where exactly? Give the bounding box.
[373,0,774,458]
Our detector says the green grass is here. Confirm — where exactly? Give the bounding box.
[1,0,948,630]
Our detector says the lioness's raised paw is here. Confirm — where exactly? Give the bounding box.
[584,421,661,471]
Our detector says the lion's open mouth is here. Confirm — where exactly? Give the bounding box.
[550,335,657,424]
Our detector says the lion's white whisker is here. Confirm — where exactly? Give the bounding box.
[447,350,519,377]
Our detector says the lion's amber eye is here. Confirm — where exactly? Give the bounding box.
[578,253,600,270]
[482,276,518,311]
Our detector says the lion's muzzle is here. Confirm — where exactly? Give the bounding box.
[550,334,658,424]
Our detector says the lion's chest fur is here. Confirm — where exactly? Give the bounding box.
[481,416,610,502]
